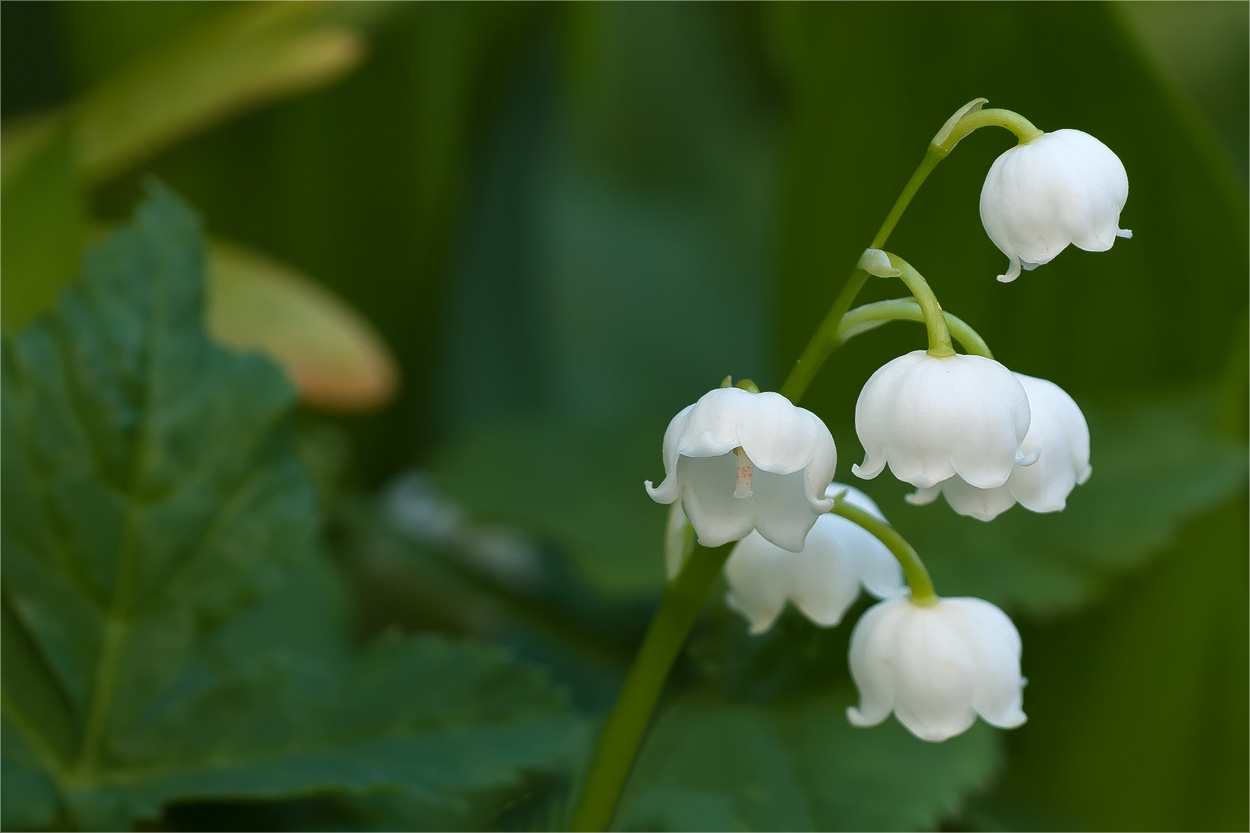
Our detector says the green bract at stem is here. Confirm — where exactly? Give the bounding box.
[877,252,954,358]
[570,542,734,832]
[835,298,993,359]
[830,495,937,605]
[735,378,761,394]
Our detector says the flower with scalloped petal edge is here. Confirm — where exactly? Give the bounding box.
[646,387,837,553]
[847,595,1027,742]
[722,484,905,634]
[907,373,1091,521]
[853,351,1033,491]
[980,128,1131,283]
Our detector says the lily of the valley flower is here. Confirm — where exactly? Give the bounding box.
[723,484,905,634]
[645,387,838,553]
[980,128,1131,283]
[907,373,1091,521]
[847,596,1027,742]
[853,351,1033,491]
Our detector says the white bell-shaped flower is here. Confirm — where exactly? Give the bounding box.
[646,387,838,553]
[853,351,1032,491]
[723,484,905,634]
[847,596,1026,742]
[907,373,1091,521]
[980,128,1131,283]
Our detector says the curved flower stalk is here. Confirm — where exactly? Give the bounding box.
[908,373,1091,521]
[645,387,838,553]
[980,128,1131,283]
[853,350,1033,491]
[847,596,1027,742]
[723,484,906,634]
[576,99,1102,831]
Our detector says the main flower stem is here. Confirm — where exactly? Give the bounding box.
[570,543,733,831]
[831,499,937,605]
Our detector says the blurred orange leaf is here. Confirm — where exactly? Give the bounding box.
[207,238,398,411]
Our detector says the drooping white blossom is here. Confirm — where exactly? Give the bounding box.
[853,351,1033,491]
[980,128,1131,283]
[907,373,1091,521]
[723,484,905,634]
[646,387,838,553]
[847,596,1027,742]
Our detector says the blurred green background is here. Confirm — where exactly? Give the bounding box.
[3,3,1246,831]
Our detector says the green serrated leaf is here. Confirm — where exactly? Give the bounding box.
[68,634,584,830]
[2,184,583,831]
[615,690,1002,832]
[1,723,66,831]
[1,182,314,827]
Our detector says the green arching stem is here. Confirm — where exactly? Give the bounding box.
[779,101,1040,404]
[936,107,1043,152]
[570,98,1029,831]
[830,498,937,605]
[777,268,867,404]
[835,298,993,359]
[570,543,733,832]
[870,145,946,252]
[779,145,945,403]
[883,253,954,358]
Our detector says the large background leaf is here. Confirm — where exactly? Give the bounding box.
[2,184,307,748]
[896,386,1248,615]
[1,187,582,831]
[616,690,1001,832]
[65,633,582,830]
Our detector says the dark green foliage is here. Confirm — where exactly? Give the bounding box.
[432,388,1248,618]
[984,497,1249,832]
[433,417,668,601]
[0,187,581,831]
[617,690,1001,832]
[2,3,1247,830]
[906,387,1249,615]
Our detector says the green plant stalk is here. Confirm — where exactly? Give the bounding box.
[570,97,1030,831]
[779,100,1040,404]
[884,253,954,357]
[830,498,937,604]
[779,145,944,403]
[835,298,993,358]
[570,542,732,831]
[936,107,1042,151]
